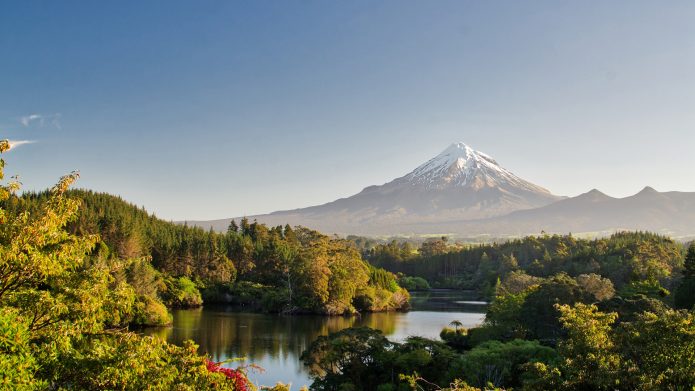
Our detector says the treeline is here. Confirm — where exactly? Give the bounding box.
[5,189,409,321]
[366,232,685,298]
[301,245,695,390]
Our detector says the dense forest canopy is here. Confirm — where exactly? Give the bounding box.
[5,189,409,321]
[302,238,695,390]
[364,232,685,299]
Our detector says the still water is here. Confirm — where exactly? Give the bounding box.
[145,291,486,389]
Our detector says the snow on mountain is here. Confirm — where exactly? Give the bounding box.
[400,142,554,194]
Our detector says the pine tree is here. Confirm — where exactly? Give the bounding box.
[227,219,239,233]
[684,243,695,278]
[283,224,296,242]
[240,217,250,234]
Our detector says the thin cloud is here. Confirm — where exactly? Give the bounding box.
[20,114,41,127]
[19,113,61,129]
[7,140,35,150]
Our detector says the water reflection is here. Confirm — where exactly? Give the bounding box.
[145,291,485,388]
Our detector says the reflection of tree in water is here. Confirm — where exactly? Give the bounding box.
[143,292,484,365]
[147,307,399,363]
[354,312,398,335]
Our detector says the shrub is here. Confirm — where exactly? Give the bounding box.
[163,276,203,308]
[399,276,431,291]
[452,339,558,388]
[132,295,172,326]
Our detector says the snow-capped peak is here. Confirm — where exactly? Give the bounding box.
[402,142,552,194]
[428,142,500,170]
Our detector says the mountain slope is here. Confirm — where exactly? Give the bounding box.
[482,186,695,236]
[401,187,695,238]
[192,142,563,234]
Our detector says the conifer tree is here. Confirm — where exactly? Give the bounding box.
[228,219,239,233]
[684,243,695,278]
[240,217,250,234]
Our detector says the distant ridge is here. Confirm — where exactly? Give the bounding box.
[395,187,695,238]
[186,144,695,238]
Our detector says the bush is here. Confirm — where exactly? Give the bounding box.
[132,295,172,326]
[465,326,503,347]
[598,294,667,323]
[398,276,431,291]
[52,335,250,390]
[162,276,203,308]
[201,282,235,303]
[440,327,469,350]
[202,282,290,313]
[452,339,558,388]
[619,280,669,299]
[352,293,374,312]
[230,282,269,305]
[261,288,291,313]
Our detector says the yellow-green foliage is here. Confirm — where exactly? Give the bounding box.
[52,336,248,390]
[374,231,684,292]
[528,303,695,390]
[0,308,45,390]
[163,276,203,308]
[0,140,252,390]
[133,295,172,326]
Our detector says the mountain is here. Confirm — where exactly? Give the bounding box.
[471,186,695,237]
[392,186,695,238]
[191,142,564,234]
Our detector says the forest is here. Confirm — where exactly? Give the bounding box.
[302,238,695,390]
[297,229,695,390]
[4,189,409,327]
[364,232,684,299]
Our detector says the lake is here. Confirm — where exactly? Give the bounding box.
[144,290,486,389]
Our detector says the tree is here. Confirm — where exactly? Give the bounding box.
[300,327,392,390]
[240,217,250,234]
[228,219,239,233]
[452,339,557,388]
[575,273,615,301]
[519,273,594,343]
[499,271,542,295]
[553,303,620,389]
[684,243,695,278]
[618,310,695,388]
[420,237,449,257]
[676,241,695,309]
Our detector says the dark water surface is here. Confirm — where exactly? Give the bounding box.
[144,290,486,389]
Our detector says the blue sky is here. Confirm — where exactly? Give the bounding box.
[2,1,694,220]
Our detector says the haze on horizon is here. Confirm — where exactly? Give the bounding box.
[1,1,694,221]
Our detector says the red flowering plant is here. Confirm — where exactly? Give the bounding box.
[204,358,261,391]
